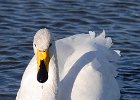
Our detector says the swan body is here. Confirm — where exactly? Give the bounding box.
[16,29,120,100]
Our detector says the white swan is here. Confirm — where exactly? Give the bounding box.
[16,28,120,100]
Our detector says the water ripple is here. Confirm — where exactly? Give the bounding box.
[0,0,140,100]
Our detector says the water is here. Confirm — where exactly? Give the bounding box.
[0,0,140,100]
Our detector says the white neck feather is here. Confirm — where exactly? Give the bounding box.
[42,45,59,100]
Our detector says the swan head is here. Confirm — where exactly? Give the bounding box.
[33,28,52,83]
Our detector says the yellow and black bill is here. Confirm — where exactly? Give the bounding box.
[36,49,50,83]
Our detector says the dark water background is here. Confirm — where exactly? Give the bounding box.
[0,0,140,100]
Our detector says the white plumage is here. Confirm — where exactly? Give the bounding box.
[16,29,120,100]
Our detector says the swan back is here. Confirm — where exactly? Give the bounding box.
[55,30,120,100]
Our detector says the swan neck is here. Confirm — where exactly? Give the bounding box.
[45,54,59,100]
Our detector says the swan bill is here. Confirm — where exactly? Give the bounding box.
[37,60,48,83]
[36,49,50,83]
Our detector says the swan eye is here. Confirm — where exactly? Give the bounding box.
[49,43,52,47]
[34,44,36,47]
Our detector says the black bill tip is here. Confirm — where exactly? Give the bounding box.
[37,60,48,83]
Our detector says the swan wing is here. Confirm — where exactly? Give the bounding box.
[56,31,120,100]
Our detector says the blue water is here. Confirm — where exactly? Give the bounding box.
[0,0,140,100]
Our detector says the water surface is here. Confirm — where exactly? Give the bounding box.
[0,0,140,100]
